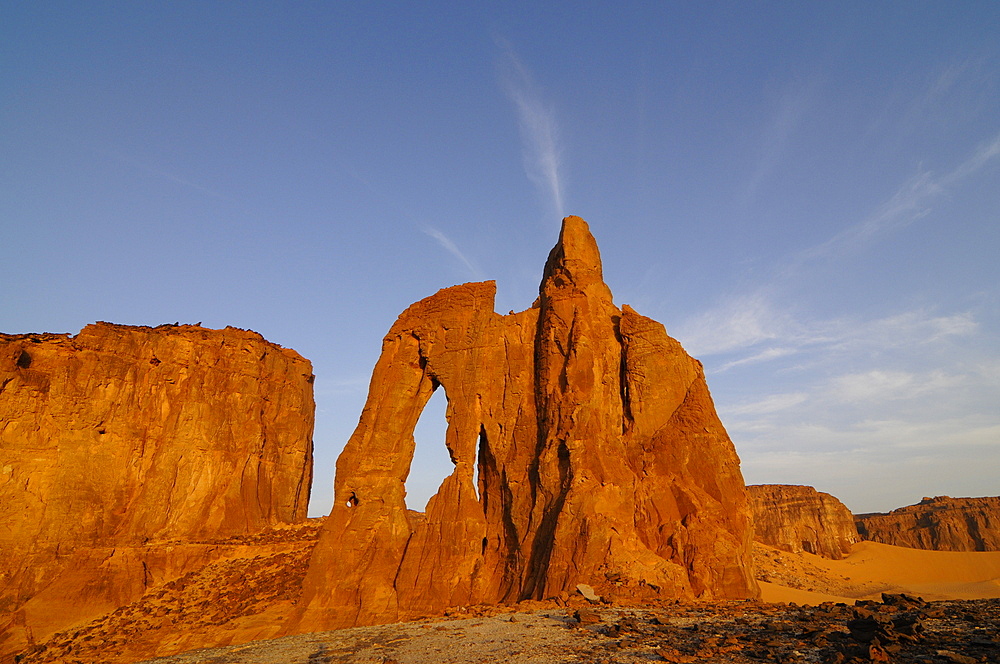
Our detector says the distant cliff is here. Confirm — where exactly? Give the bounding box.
[856,496,1000,552]
[748,484,860,559]
[0,323,315,661]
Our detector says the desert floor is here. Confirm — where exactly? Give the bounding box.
[755,540,1000,604]
[127,542,1000,664]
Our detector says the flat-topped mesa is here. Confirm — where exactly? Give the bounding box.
[0,323,315,659]
[856,496,1000,551]
[748,484,860,559]
[291,216,758,633]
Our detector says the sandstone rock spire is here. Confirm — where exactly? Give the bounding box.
[290,216,758,633]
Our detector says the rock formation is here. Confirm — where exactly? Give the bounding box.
[0,323,314,661]
[291,216,758,633]
[747,484,860,559]
[15,519,325,664]
[856,496,1000,552]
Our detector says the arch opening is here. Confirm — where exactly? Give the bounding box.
[406,385,454,512]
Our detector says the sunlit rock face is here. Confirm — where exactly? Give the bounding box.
[856,496,1000,551]
[0,323,314,659]
[291,216,758,633]
[748,484,860,560]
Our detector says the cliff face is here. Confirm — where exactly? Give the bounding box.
[856,496,1000,552]
[291,216,758,633]
[747,485,860,560]
[0,323,314,659]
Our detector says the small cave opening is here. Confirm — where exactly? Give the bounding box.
[15,350,31,369]
[406,385,454,512]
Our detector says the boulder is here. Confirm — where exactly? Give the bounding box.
[290,216,758,632]
[747,484,859,559]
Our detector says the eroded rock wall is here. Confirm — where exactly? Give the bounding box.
[748,484,860,559]
[0,323,314,660]
[291,216,758,632]
[856,496,1000,551]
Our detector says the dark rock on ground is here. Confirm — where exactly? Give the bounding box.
[111,595,1000,664]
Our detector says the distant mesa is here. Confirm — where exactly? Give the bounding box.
[747,484,860,560]
[748,486,1000,557]
[290,215,759,632]
[856,496,1000,552]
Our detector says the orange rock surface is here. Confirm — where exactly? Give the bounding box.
[291,216,758,633]
[747,484,860,560]
[0,323,314,661]
[15,520,325,664]
[856,496,1000,551]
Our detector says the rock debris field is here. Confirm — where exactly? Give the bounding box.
[138,594,999,664]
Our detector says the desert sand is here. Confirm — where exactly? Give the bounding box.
[757,540,1000,604]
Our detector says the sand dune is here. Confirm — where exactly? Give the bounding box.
[759,540,1000,604]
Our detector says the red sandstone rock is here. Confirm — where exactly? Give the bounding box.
[0,323,314,661]
[747,484,860,559]
[290,216,758,633]
[14,519,325,664]
[856,496,1000,552]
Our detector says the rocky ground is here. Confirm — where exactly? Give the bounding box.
[13,521,324,664]
[15,533,1000,664]
[125,594,999,664]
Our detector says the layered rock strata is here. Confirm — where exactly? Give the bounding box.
[292,216,758,632]
[0,323,314,660]
[748,485,860,559]
[856,496,1000,552]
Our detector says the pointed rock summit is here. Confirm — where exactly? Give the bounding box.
[291,216,758,632]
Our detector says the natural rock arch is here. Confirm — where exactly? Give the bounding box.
[291,216,758,632]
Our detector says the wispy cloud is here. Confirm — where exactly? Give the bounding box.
[733,411,1000,512]
[791,170,940,268]
[860,310,977,347]
[743,80,814,201]
[672,289,791,357]
[497,38,565,218]
[679,127,995,364]
[943,130,1000,184]
[423,227,484,280]
[95,144,235,202]
[717,346,799,372]
[827,369,963,404]
[791,130,1000,270]
[726,392,808,417]
[684,298,976,369]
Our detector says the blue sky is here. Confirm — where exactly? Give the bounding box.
[3,2,998,516]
